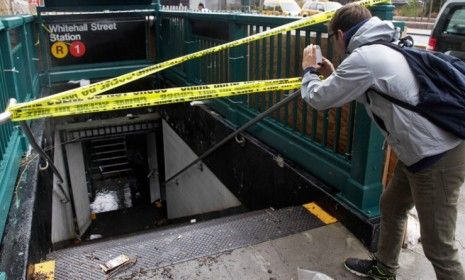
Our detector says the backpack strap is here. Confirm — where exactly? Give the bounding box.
[362,39,423,116]
[367,87,422,115]
[362,39,409,56]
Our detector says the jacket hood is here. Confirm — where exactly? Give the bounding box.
[347,17,396,53]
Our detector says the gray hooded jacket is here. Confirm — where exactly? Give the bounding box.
[301,17,461,166]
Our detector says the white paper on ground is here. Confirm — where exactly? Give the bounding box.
[90,191,119,213]
[297,267,333,280]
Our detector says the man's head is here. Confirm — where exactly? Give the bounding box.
[329,4,372,56]
[198,3,205,10]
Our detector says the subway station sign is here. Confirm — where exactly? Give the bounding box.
[45,14,148,66]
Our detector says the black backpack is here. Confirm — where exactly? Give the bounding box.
[365,38,465,139]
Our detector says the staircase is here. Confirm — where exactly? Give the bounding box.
[89,137,132,179]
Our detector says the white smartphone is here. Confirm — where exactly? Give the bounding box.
[315,45,323,65]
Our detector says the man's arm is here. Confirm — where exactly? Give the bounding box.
[301,48,375,111]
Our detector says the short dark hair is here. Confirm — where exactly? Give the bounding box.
[329,3,372,33]
[198,3,204,7]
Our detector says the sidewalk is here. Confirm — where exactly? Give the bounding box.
[123,183,465,279]
[394,16,435,29]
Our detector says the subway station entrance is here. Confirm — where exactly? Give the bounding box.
[0,0,402,279]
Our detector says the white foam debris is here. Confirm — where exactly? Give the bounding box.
[89,234,103,240]
[405,208,421,248]
[123,185,132,208]
[68,79,90,87]
[90,191,119,213]
[297,268,333,280]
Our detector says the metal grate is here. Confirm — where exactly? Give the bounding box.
[64,121,158,142]
[48,206,324,279]
[57,113,161,143]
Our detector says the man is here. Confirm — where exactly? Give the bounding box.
[301,3,465,280]
[198,2,208,11]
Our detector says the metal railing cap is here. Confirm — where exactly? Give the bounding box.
[1,17,25,29]
[22,15,35,23]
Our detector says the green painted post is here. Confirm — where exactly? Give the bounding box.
[153,0,163,88]
[0,18,21,101]
[370,4,395,20]
[37,9,52,87]
[339,104,384,216]
[21,16,37,100]
[153,0,160,11]
[0,20,7,160]
[183,16,200,84]
[209,19,248,122]
[17,17,34,101]
[219,19,247,123]
[228,19,247,99]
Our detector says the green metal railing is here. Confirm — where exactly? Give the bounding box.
[0,15,40,241]
[158,6,396,216]
[0,7,395,246]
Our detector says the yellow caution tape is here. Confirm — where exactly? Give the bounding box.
[11,0,389,111]
[9,78,302,121]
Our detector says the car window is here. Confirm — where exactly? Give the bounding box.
[263,5,283,12]
[325,2,342,10]
[303,1,341,11]
[302,2,312,9]
[264,0,282,11]
[444,6,465,36]
[302,2,317,9]
[264,0,280,8]
[281,1,301,13]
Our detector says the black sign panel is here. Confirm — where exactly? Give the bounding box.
[45,14,148,66]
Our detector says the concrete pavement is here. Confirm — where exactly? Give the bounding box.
[120,182,465,279]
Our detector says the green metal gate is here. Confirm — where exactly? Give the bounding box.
[157,5,396,217]
[0,4,397,244]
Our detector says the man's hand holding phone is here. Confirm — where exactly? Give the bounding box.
[302,44,335,78]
